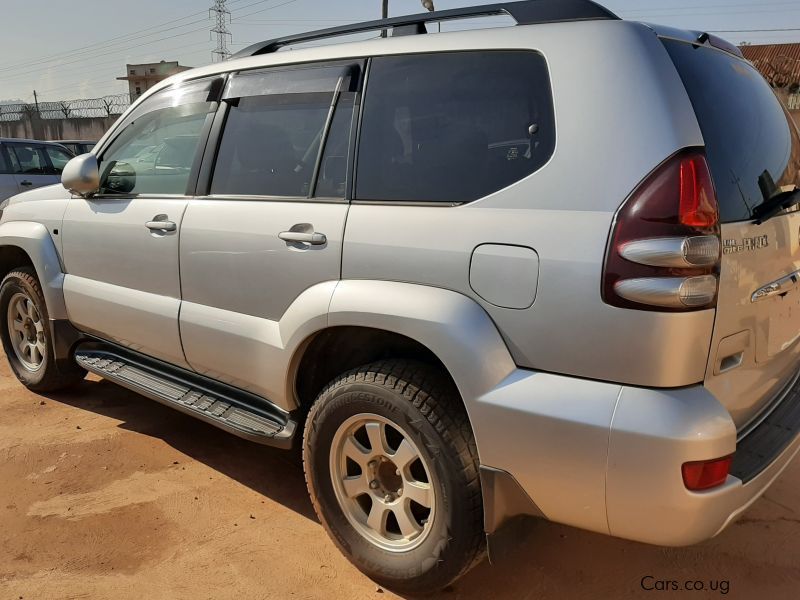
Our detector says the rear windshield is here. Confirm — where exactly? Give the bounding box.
[663,39,800,223]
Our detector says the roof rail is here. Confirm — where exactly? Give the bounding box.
[232,0,619,58]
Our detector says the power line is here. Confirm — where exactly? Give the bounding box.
[709,27,800,32]
[622,10,800,21]
[32,41,212,99]
[0,16,199,74]
[0,18,209,77]
[234,19,359,24]
[0,26,211,84]
[0,0,301,98]
[36,41,219,100]
[0,0,261,76]
[229,0,288,14]
[612,0,800,14]
[232,0,300,21]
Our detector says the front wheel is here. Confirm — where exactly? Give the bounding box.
[0,268,85,391]
[303,360,484,594]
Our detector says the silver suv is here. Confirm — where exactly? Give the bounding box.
[2,1,800,593]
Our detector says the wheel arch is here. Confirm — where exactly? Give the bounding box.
[286,280,518,460]
[292,326,455,412]
[0,221,67,320]
[0,245,35,278]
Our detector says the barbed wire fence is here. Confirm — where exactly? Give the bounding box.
[0,94,130,122]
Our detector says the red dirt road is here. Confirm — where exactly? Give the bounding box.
[1,361,800,599]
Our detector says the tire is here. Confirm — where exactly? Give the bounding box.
[0,268,85,392]
[303,359,484,594]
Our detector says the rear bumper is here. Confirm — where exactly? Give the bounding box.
[471,367,800,546]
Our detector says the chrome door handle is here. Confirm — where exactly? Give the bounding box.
[752,269,800,302]
[145,220,176,232]
[278,231,327,245]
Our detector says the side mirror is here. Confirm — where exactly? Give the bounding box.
[61,153,100,197]
[104,161,136,194]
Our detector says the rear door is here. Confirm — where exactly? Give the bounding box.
[664,39,800,430]
[178,61,360,399]
[0,144,20,201]
[6,142,59,192]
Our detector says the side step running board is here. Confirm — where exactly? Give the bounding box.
[75,346,296,448]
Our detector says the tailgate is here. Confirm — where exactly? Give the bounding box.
[711,216,800,430]
[663,38,800,430]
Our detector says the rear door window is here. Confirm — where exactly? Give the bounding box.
[356,51,555,203]
[210,63,359,198]
[663,39,800,223]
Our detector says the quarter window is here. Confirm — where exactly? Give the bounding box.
[98,80,216,196]
[356,51,555,203]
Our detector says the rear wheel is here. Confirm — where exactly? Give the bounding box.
[303,360,484,594]
[0,268,85,391]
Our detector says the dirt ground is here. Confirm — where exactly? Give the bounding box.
[1,360,800,600]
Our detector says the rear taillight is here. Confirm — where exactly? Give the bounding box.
[682,455,733,491]
[603,150,721,311]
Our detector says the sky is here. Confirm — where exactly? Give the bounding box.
[0,0,798,103]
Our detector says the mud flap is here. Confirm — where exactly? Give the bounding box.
[480,465,546,564]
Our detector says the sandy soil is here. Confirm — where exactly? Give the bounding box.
[1,360,799,600]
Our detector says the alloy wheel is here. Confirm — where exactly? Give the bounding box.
[7,292,46,372]
[330,413,436,552]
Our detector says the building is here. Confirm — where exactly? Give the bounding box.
[740,43,800,115]
[117,61,192,102]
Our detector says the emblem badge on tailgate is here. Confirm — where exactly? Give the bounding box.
[723,235,769,254]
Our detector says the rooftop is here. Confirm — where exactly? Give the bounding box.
[740,43,800,91]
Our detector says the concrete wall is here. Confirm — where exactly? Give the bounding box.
[0,114,117,142]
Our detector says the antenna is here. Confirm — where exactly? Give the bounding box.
[210,0,232,62]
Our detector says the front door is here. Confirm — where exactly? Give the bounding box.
[179,61,361,400]
[61,79,219,368]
